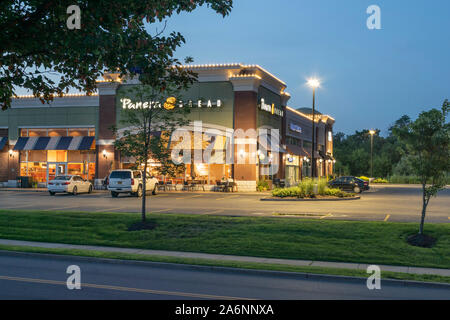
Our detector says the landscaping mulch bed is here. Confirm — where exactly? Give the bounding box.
[407,234,437,248]
[261,195,360,201]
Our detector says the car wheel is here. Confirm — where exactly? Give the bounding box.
[49,191,55,196]
[353,186,361,193]
[111,191,118,198]
[136,185,143,197]
[152,184,158,195]
[88,185,93,194]
[72,186,78,196]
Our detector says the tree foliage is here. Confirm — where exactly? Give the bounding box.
[392,100,449,235]
[0,0,233,109]
[113,83,191,222]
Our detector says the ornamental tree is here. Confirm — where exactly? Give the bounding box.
[0,0,233,109]
[113,83,191,223]
[393,100,450,242]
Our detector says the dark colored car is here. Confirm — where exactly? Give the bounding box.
[328,176,370,193]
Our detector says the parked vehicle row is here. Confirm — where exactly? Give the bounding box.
[47,170,159,197]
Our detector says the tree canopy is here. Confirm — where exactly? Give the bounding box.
[0,0,233,109]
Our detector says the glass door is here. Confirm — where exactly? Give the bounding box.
[47,163,67,183]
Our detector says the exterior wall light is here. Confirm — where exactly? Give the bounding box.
[102,149,107,159]
[9,149,13,157]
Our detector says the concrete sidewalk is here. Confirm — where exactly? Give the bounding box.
[0,239,448,277]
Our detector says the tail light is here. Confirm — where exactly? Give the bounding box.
[48,182,53,185]
[63,182,70,185]
[131,178,135,186]
[364,182,368,185]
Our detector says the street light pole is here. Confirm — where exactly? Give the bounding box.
[307,78,320,178]
[311,87,315,178]
[369,130,376,178]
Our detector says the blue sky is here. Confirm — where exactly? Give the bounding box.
[151,0,450,135]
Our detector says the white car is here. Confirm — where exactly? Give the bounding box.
[48,175,93,196]
[108,169,159,198]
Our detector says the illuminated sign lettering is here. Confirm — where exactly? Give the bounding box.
[120,98,222,110]
[259,99,284,117]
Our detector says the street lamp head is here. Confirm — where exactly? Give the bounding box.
[369,130,376,136]
[307,78,320,89]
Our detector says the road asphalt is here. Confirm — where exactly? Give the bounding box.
[0,253,449,300]
[0,184,449,223]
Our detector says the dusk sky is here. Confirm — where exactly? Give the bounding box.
[152,0,450,135]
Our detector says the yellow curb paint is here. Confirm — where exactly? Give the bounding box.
[384,214,391,222]
[320,213,332,220]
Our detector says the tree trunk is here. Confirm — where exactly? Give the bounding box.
[142,160,147,223]
[419,183,427,235]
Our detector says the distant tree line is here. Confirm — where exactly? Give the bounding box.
[333,115,427,179]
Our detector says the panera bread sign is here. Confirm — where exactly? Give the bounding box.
[120,97,222,110]
[259,99,284,117]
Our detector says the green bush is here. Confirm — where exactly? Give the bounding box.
[317,178,328,195]
[257,180,270,192]
[272,187,301,198]
[299,178,315,198]
[372,178,388,184]
[324,188,355,198]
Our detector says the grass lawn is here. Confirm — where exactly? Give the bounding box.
[0,209,449,269]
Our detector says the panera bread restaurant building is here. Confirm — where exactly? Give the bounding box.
[0,64,334,191]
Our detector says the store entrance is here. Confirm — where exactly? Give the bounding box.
[47,163,67,182]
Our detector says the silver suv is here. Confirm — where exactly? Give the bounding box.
[108,170,159,198]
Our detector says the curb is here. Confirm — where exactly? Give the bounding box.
[261,196,361,202]
[0,249,449,289]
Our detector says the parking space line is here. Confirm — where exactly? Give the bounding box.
[319,213,332,220]
[384,214,391,222]
[152,209,172,213]
[204,209,224,215]
[176,194,203,200]
[43,205,84,212]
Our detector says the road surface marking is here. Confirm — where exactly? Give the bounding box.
[384,214,391,222]
[0,275,252,300]
[320,213,333,220]
[204,209,223,215]
[176,195,203,200]
[152,209,172,213]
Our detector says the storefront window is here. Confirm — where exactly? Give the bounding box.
[69,128,89,136]
[48,129,67,137]
[47,150,67,162]
[28,129,48,137]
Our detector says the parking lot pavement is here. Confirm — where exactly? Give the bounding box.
[0,185,449,223]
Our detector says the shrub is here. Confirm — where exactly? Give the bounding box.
[272,187,301,198]
[358,176,370,182]
[299,178,314,198]
[317,178,328,195]
[257,180,270,192]
[324,188,355,198]
[372,178,388,184]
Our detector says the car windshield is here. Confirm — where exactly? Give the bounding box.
[110,171,131,179]
[54,176,71,181]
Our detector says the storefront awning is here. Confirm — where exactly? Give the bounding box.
[13,136,95,151]
[286,144,308,157]
[0,137,7,150]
